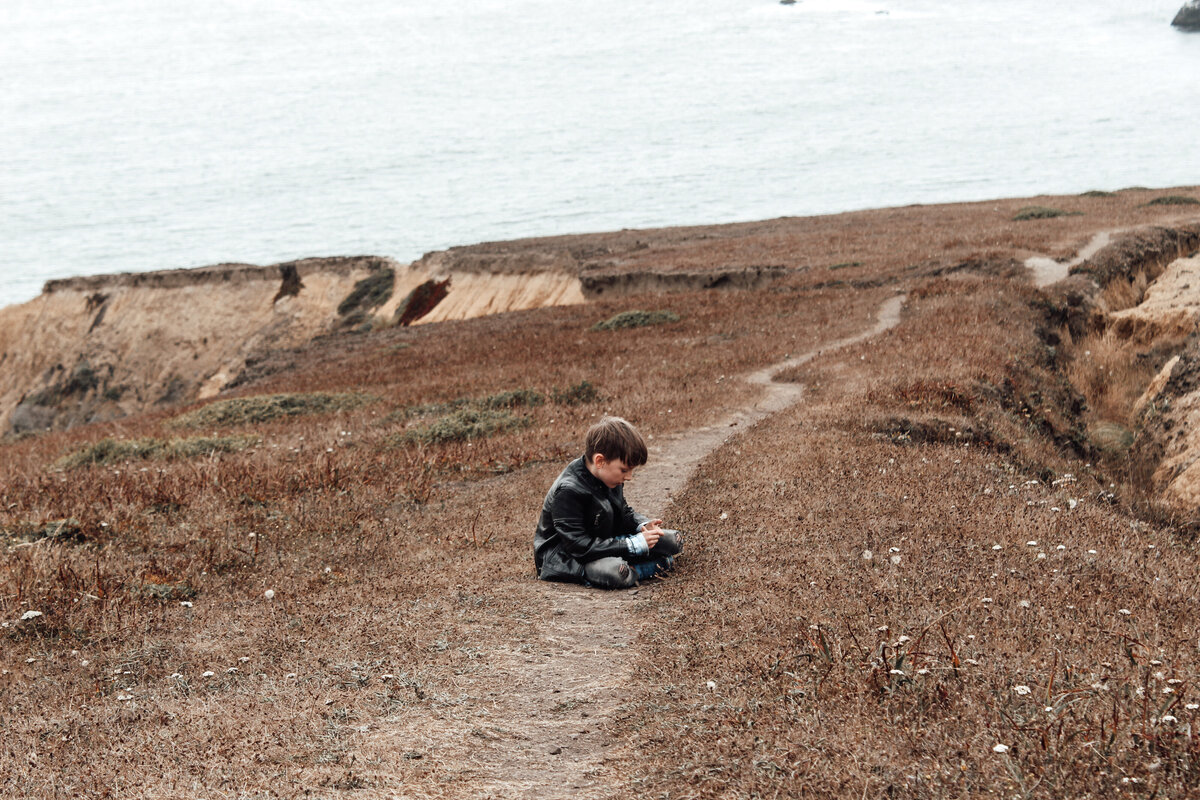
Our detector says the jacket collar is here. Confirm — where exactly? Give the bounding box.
[570,455,610,493]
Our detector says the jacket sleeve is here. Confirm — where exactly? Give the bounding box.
[551,484,639,562]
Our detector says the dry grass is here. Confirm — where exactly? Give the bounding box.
[618,276,1200,798]
[3,191,1200,797]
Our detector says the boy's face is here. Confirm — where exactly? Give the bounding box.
[589,453,635,489]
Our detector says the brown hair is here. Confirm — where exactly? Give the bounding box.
[584,416,648,468]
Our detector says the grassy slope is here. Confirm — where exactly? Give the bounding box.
[1,187,1199,797]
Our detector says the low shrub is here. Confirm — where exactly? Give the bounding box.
[551,380,600,406]
[1145,195,1200,206]
[829,261,863,270]
[1012,206,1081,221]
[171,392,371,428]
[337,268,395,316]
[479,389,545,409]
[54,435,258,469]
[591,309,680,331]
[1080,190,1115,198]
[397,408,529,445]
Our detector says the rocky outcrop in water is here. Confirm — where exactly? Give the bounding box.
[1174,1,1200,30]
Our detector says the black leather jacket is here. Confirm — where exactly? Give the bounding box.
[534,456,648,582]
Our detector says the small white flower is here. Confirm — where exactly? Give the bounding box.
[286,672,298,679]
[1026,540,1038,546]
[180,601,193,608]
[264,589,275,600]
[1037,553,1046,559]
[226,667,238,674]
[706,680,717,691]
[896,635,911,644]
[890,554,901,564]
[981,597,993,604]
[1050,507,1060,513]
[1068,499,1078,510]
[323,567,332,574]
[917,668,930,675]
[992,544,1002,551]
[1154,670,1166,680]
[19,610,43,621]
[1056,545,1066,550]
[1045,706,1054,713]
[1087,549,1097,555]
[169,673,183,679]
[890,669,905,675]
[239,656,250,663]
[1019,600,1031,608]
[117,694,133,701]
[861,550,873,560]
[889,547,900,553]
[380,674,395,681]
[358,725,369,732]
[1013,685,1031,695]
[1118,609,1132,615]
[1149,659,1163,666]
[993,744,1009,753]
[1168,678,1183,685]
[719,512,728,520]
[1186,703,1199,710]
[1163,687,1175,694]
[1161,715,1178,724]
[202,671,215,677]
[964,658,979,665]
[876,625,889,632]
[25,657,36,664]
[80,660,89,667]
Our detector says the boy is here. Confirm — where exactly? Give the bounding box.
[534,416,682,589]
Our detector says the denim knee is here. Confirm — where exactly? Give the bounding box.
[651,529,683,556]
[583,557,637,590]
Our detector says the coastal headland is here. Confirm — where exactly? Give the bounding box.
[3,188,1200,797]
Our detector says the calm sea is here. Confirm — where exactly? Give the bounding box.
[2,0,1198,308]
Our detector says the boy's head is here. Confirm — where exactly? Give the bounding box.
[584,416,647,488]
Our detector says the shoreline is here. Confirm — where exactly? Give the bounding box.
[8,185,1200,312]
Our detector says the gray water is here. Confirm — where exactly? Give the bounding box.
[2,0,1199,308]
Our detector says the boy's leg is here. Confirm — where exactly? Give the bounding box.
[650,529,683,557]
[583,556,637,590]
[627,529,683,582]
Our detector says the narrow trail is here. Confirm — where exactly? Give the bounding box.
[401,292,906,799]
[1024,229,1117,288]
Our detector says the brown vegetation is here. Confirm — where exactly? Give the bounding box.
[2,188,1200,797]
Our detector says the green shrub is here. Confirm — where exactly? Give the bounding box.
[55,435,258,469]
[591,310,680,331]
[337,269,395,316]
[1012,206,1081,221]
[1080,190,1115,198]
[479,389,545,409]
[551,380,600,406]
[829,261,862,270]
[1144,195,1200,207]
[397,408,529,445]
[171,392,371,428]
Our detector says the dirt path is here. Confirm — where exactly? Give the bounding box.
[366,293,907,799]
[1024,229,1116,288]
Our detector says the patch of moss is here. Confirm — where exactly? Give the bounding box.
[479,389,545,409]
[55,435,258,469]
[171,392,372,428]
[591,310,681,331]
[1144,195,1200,207]
[1012,206,1082,221]
[397,408,530,445]
[338,268,395,317]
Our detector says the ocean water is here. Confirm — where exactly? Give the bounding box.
[2,0,1198,308]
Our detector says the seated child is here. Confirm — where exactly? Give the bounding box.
[534,416,682,589]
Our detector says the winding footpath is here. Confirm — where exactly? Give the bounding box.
[445,293,908,798]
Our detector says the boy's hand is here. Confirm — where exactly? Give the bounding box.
[642,519,665,549]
